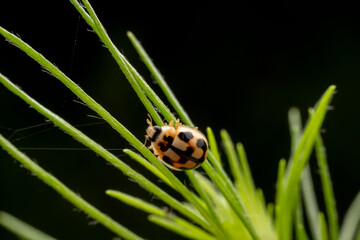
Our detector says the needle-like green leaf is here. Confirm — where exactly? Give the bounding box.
[0,211,56,240]
[0,135,143,240]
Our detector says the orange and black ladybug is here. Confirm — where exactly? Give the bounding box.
[146,118,208,170]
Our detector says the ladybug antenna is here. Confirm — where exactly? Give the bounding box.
[146,113,153,127]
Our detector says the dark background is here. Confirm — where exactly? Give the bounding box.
[0,1,359,239]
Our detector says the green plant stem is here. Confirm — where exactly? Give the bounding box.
[0,135,143,240]
[70,0,174,125]
[339,192,360,240]
[186,171,228,239]
[0,72,209,231]
[67,2,260,238]
[201,160,259,240]
[301,165,321,240]
[148,215,213,240]
[106,190,166,217]
[221,130,244,187]
[295,197,308,240]
[106,190,215,240]
[79,1,221,226]
[0,20,210,233]
[236,143,256,194]
[82,14,164,126]
[315,134,339,240]
[206,127,222,165]
[127,31,194,127]
[275,158,286,234]
[123,149,173,187]
[278,85,336,240]
[0,211,56,240]
[319,212,329,240]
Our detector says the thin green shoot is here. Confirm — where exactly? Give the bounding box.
[148,215,214,240]
[277,85,336,240]
[0,135,143,240]
[186,171,229,239]
[0,72,209,231]
[127,31,194,127]
[78,2,238,230]
[0,211,56,240]
[319,212,329,240]
[339,192,360,240]
[236,142,256,195]
[301,165,322,240]
[315,134,339,240]
[123,149,173,188]
[220,130,243,187]
[0,21,211,233]
[206,127,222,165]
[106,190,214,240]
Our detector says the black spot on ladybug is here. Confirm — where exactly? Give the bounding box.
[179,157,188,164]
[150,126,162,142]
[158,142,169,152]
[170,145,200,163]
[162,156,173,164]
[196,139,208,161]
[185,147,194,155]
[196,139,207,150]
[163,135,174,144]
[178,132,194,143]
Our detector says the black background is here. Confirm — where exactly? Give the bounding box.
[0,1,359,239]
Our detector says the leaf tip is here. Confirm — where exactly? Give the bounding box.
[126,31,133,38]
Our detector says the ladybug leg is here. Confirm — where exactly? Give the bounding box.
[141,136,149,149]
[175,119,181,128]
[168,120,174,127]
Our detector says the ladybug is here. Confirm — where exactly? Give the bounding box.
[146,118,208,170]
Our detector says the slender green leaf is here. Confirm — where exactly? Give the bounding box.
[79,2,222,232]
[106,190,166,217]
[0,135,143,240]
[0,73,209,231]
[148,215,214,240]
[72,2,261,237]
[236,142,255,194]
[220,130,243,187]
[123,149,173,188]
[296,225,310,240]
[295,198,309,240]
[295,197,309,240]
[127,31,193,127]
[201,161,259,239]
[0,211,56,240]
[289,106,327,240]
[0,19,210,233]
[288,107,303,158]
[206,127,222,165]
[106,190,215,240]
[186,171,228,239]
[275,158,286,233]
[277,85,336,240]
[267,203,274,220]
[339,192,360,240]
[69,1,176,125]
[315,134,339,240]
[77,6,164,127]
[301,165,321,240]
[319,212,329,240]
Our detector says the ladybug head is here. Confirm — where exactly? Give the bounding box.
[146,119,162,142]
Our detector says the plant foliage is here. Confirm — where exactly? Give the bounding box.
[0,1,359,239]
